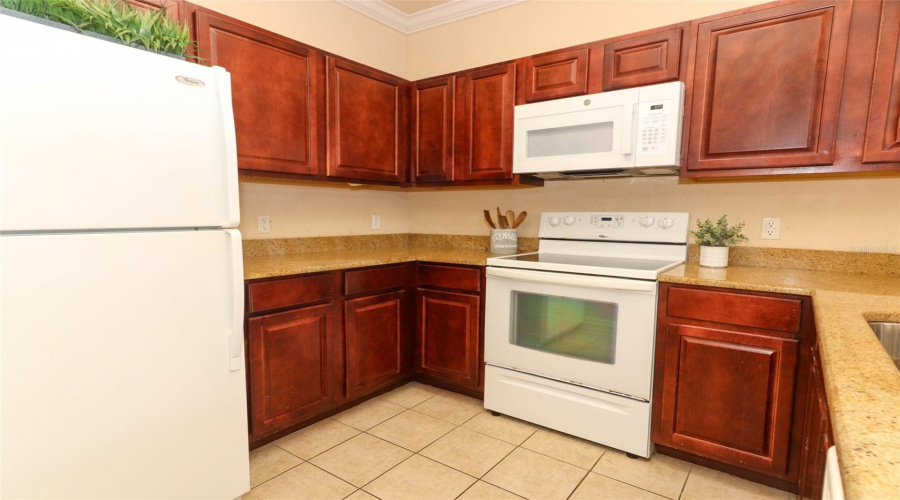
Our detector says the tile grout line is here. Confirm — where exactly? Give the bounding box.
[246,460,305,493]
[564,449,608,500]
[677,464,694,499]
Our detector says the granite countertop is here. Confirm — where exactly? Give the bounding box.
[660,264,900,499]
[243,247,496,280]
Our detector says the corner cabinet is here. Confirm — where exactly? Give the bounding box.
[683,1,853,177]
[798,347,833,500]
[193,10,324,176]
[326,57,409,183]
[455,63,516,182]
[864,0,900,163]
[411,75,456,183]
[653,284,818,492]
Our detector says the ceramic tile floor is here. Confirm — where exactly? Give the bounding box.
[247,382,795,500]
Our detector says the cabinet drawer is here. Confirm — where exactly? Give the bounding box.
[667,287,801,333]
[345,264,407,296]
[248,273,337,313]
[417,264,481,292]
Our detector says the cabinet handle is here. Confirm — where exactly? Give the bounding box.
[226,229,244,372]
[622,102,638,155]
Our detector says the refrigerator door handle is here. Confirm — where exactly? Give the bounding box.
[226,229,244,371]
[214,66,241,228]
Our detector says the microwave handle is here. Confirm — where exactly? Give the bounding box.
[622,103,638,155]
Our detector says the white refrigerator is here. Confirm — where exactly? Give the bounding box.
[0,14,250,499]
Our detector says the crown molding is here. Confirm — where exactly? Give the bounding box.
[335,0,527,34]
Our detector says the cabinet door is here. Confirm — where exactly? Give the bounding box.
[864,0,900,163]
[455,63,516,181]
[248,303,336,438]
[416,289,481,389]
[799,348,832,500]
[603,26,683,91]
[657,324,799,473]
[126,0,182,19]
[327,57,408,183]
[345,291,409,399]
[195,11,322,176]
[412,75,455,183]
[520,48,589,103]
[685,1,851,173]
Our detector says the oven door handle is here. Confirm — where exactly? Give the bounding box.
[486,267,657,293]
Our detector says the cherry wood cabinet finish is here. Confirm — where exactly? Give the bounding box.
[248,303,337,439]
[344,291,409,399]
[344,264,407,296]
[683,1,852,175]
[654,283,819,491]
[194,11,323,176]
[416,263,482,292]
[127,0,183,19]
[248,273,337,313]
[658,323,799,473]
[666,287,802,333]
[412,75,456,183]
[455,62,516,181]
[416,289,481,389]
[603,26,684,91]
[864,0,900,163]
[518,48,589,103]
[327,57,409,183]
[798,347,832,500]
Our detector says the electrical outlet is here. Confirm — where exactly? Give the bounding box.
[761,218,781,240]
[257,215,271,234]
[371,214,381,230]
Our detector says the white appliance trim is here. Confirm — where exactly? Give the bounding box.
[486,267,658,292]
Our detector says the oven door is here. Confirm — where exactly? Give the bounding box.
[485,267,657,401]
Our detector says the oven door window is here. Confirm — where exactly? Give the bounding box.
[510,291,618,364]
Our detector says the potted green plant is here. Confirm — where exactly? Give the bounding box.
[1,0,194,59]
[690,215,748,268]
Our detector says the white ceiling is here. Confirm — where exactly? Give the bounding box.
[335,0,527,34]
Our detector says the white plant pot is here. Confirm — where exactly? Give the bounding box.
[699,246,730,268]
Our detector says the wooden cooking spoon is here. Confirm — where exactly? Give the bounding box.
[496,207,508,229]
[512,211,527,228]
[506,210,516,230]
[483,209,496,229]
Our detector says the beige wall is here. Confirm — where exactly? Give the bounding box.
[406,0,767,80]
[210,0,900,254]
[404,176,900,253]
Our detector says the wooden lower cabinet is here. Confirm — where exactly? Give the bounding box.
[798,347,833,499]
[415,289,481,389]
[654,283,821,494]
[344,290,410,399]
[248,303,338,439]
[656,323,799,473]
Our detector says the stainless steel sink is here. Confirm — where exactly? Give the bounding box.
[869,322,900,370]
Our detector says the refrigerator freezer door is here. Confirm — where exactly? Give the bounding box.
[0,230,248,499]
[0,14,239,231]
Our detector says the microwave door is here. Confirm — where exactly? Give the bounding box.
[513,91,640,174]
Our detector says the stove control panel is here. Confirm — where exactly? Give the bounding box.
[540,212,690,243]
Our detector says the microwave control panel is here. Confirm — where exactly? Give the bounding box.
[638,104,669,155]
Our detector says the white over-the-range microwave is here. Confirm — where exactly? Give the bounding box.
[513,81,685,179]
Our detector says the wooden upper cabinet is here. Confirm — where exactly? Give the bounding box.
[327,57,409,183]
[603,26,684,91]
[248,303,337,439]
[519,48,589,103]
[864,0,900,163]
[657,323,799,474]
[344,291,409,399]
[194,11,323,176]
[455,62,516,181]
[126,0,182,19]
[412,75,455,183]
[685,1,852,175]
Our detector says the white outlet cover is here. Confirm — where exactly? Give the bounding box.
[371,214,381,230]
[257,215,271,234]
[761,217,781,240]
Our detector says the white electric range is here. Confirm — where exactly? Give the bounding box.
[483,212,690,458]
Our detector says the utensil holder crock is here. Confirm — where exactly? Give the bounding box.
[490,229,518,255]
